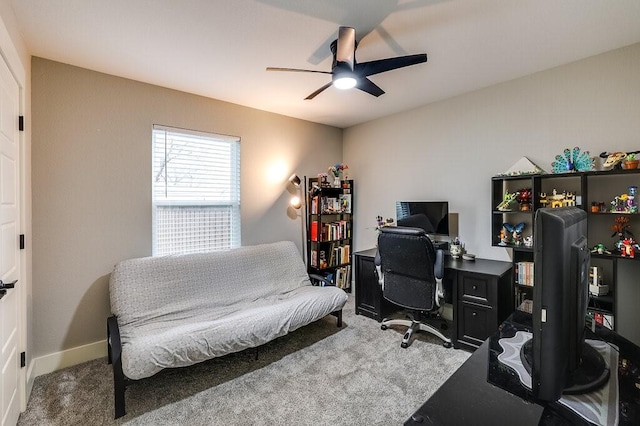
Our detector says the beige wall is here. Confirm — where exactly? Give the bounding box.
[344,42,640,260]
[29,41,640,360]
[31,58,342,357]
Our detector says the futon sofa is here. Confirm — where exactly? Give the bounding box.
[107,240,348,418]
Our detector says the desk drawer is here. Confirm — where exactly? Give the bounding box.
[459,273,494,306]
[457,302,496,349]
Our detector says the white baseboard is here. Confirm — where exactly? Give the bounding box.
[32,339,107,378]
[25,360,35,402]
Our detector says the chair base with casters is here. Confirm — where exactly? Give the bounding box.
[381,314,452,348]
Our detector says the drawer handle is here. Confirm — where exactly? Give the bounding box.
[472,312,477,316]
[472,285,477,290]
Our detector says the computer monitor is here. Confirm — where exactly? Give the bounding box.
[395,201,449,237]
[520,207,609,401]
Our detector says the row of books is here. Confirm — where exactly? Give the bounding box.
[323,266,351,290]
[310,194,352,214]
[515,261,534,286]
[310,243,351,269]
[310,220,351,241]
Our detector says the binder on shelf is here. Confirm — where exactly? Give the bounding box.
[588,308,614,330]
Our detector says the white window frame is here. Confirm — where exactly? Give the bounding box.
[152,125,241,255]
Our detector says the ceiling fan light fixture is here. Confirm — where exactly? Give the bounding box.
[333,75,357,90]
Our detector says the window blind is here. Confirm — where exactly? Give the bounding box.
[152,125,240,255]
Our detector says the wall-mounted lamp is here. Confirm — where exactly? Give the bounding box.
[290,195,302,209]
[289,174,302,209]
[289,174,301,187]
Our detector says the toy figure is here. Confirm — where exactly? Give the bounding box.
[628,186,638,213]
[516,188,532,211]
[620,238,635,258]
[523,236,533,248]
[498,228,508,246]
[611,216,633,241]
[590,244,611,255]
[548,189,565,208]
[563,192,576,207]
[496,192,518,211]
[539,192,548,207]
[503,222,525,246]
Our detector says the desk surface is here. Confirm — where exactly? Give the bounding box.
[404,338,544,425]
[406,312,640,425]
[354,248,512,277]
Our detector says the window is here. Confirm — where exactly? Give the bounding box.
[152,125,240,255]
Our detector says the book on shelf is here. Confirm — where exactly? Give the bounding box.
[334,265,351,289]
[323,220,350,240]
[515,261,534,286]
[310,221,319,241]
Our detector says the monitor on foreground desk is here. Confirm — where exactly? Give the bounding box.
[487,311,639,425]
[406,311,640,425]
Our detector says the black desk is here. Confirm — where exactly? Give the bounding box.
[405,338,544,425]
[353,248,513,350]
[406,312,640,425]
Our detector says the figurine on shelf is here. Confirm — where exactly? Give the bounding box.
[619,238,636,258]
[590,244,612,255]
[548,189,566,208]
[523,236,534,248]
[564,192,576,207]
[503,222,525,246]
[496,192,518,211]
[539,192,548,208]
[516,188,532,211]
[628,185,638,213]
[498,228,508,246]
[611,215,633,241]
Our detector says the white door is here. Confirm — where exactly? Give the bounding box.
[0,51,21,426]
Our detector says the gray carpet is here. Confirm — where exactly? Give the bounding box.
[18,296,470,425]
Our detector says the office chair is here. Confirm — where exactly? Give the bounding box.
[375,226,452,348]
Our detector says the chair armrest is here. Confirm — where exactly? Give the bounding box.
[374,250,384,288]
[434,249,444,280]
[309,274,335,287]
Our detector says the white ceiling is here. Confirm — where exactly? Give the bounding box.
[10,0,640,128]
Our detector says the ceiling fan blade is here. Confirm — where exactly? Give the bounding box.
[335,26,356,71]
[305,82,334,100]
[355,53,427,77]
[356,78,385,97]
[266,67,332,75]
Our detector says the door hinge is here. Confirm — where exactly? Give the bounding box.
[18,116,24,131]
[19,234,25,250]
[20,352,25,368]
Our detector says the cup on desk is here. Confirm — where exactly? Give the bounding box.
[450,244,463,259]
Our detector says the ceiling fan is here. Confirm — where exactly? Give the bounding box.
[266,26,427,100]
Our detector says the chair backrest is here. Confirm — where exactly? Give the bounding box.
[376,226,442,311]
